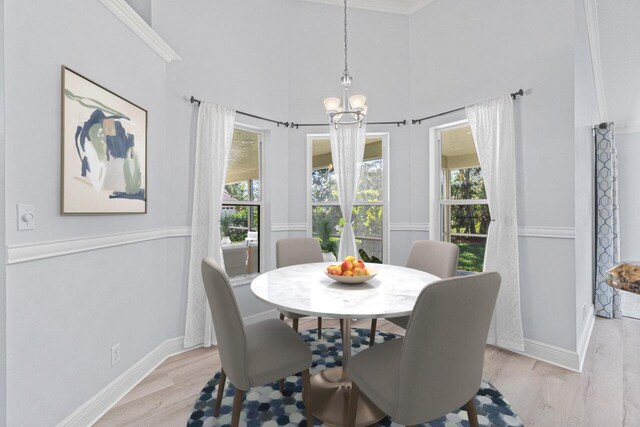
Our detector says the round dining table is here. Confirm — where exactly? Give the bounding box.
[250,262,440,426]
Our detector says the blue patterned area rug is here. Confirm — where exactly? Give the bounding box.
[188,328,523,427]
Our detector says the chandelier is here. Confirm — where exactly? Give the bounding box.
[323,0,367,128]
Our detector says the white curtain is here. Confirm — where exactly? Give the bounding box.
[184,103,236,348]
[466,95,524,352]
[330,123,367,260]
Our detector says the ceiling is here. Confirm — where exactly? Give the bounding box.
[297,0,436,15]
[597,0,640,130]
[440,125,480,169]
[226,129,260,183]
[312,138,382,168]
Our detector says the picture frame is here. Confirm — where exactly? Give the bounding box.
[61,66,147,214]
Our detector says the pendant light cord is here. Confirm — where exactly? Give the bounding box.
[344,0,349,77]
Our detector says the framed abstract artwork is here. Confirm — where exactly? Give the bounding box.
[61,66,147,214]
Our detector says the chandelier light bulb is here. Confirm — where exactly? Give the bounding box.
[349,95,366,111]
[324,97,341,113]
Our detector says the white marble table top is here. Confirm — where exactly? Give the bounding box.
[250,262,440,319]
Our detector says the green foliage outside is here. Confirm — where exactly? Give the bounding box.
[222,181,260,243]
[312,158,384,261]
[454,239,486,272]
[448,167,489,272]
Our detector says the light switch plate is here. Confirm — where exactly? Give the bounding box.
[17,204,35,230]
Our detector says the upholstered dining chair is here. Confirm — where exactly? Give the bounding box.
[201,258,314,427]
[276,237,325,338]
[346,272,501,427]
[371,240,460,338]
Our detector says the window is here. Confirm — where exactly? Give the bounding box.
[221,127,262,278]
[433,122,488,272]
[308,134,388,263]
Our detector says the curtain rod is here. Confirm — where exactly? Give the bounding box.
[190,96,290,127]
[411,89,525,125]
[290,120,407,129]
[190,96,407,129]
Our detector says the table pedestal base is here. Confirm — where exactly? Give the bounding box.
[310,367,385,427]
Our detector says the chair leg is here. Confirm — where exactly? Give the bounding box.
[465,397,479,427]
[339,318,344,333]
[301,369,314,423]
[231,388,246,427]
[279,378,285,394]
[214,368,227,417]
[279,313,285,321]
[293,318,299,332]
[346,381,360,427]
[317,316,322,339]
[369,318,377,347]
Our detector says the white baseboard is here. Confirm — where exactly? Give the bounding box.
[58,310,277,426]
[577,306,596,372]
[519,338,581,373]
[57,336,195,427]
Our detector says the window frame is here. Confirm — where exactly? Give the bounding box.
[222,123,265,285]
[306,132,390,263]
[429,120,488,263]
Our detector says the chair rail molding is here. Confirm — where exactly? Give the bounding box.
[6,227,191,264]
[97,0,181,63]
[517,226,575,239]
[390,223,429,232]
[272,223,308,232]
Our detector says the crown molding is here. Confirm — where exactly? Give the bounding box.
[97,0,181,63]
[584,0,608,122]
[297,0,436,15]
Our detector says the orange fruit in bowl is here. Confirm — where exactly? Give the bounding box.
[341,260,353,272]
[353,259,365,269]
[342,270,354,277]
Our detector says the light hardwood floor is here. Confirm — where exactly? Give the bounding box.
[95,317,640,427]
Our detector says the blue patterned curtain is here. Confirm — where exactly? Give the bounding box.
[595,123,621,318]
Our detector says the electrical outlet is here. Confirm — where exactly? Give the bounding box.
[111,343,121,366]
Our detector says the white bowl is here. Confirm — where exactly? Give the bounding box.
[325,268,377,284]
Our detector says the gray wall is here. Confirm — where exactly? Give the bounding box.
[4,0,176,424]
[153,0,293,314]
[409,0,579,350]
[3,0,601,423]
[618,131,640,261]
[286,1,414,265]
[574,0,600,349]
[0,0,6,424]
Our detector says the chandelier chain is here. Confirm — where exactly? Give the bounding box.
[344,0,348,77]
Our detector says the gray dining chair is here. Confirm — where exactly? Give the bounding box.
[201,257,314,426]
[347,272,501,427]
[276,237,325,338]
[372,240,459,336]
